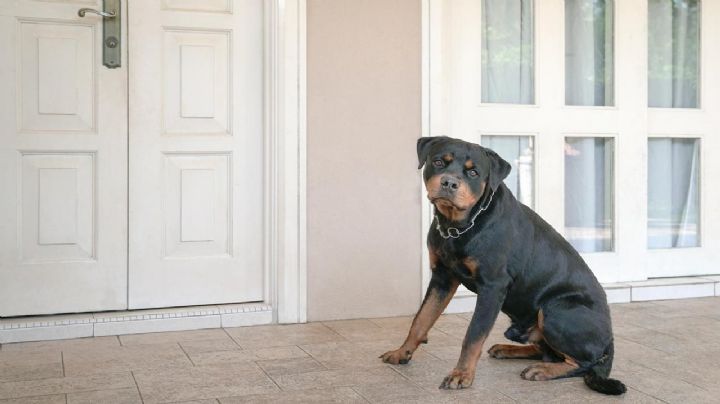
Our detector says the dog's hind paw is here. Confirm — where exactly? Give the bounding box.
[521,362,578,381]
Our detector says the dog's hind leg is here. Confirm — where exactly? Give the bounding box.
[488,344,543,359]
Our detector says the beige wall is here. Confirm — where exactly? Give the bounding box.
[306,0,423,321]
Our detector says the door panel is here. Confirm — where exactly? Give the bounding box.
[0,1,128,316]
[128,0,264,308]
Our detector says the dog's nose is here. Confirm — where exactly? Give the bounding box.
[440,176,459,191]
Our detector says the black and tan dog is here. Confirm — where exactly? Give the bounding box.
[380,136,626,395]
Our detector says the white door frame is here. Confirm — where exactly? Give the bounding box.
[268,0,307,324]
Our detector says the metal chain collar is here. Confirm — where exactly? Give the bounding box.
[434,189,495,239]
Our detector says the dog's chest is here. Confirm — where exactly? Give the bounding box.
[436,245,477,282]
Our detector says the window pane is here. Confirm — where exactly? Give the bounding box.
[648,0,700,108]
[565,0,614,106]
[482,136,534,207]
[564,138,614,252]
[481,0,534,104]
[648,138,700,248]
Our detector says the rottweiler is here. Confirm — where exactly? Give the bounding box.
[380,136,626,395]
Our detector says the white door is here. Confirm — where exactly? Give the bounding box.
[426,0,720,286]
[0,1,128,316]
[127,1,265,308]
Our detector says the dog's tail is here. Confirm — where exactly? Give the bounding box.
[583,341,626,395]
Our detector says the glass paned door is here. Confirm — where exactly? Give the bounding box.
[481,0,535,104]
[565,0,614,106]
[648,138,700,248]
[648,0,700,108]
[481,136,535,207]
[564,137,614,253]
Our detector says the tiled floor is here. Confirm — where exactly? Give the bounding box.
[1,297,719,403]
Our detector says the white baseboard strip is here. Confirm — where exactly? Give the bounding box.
[444,275,720,314]
[0,302,272,344]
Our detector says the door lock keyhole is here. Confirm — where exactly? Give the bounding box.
[105,36,118,49]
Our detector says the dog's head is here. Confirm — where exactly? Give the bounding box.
[417,136,511,222]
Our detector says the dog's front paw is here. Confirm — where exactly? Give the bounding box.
[439,368,475,389]
[379,348,413,365]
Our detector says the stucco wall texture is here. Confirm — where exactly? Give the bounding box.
[306,0,423,321]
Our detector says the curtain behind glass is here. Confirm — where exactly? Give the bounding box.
[564,138,614,253]
[481,0,534,104]
[648,138,699,248]
[565,0,614,106]
[482,136,534,207]
[648,0,700,108]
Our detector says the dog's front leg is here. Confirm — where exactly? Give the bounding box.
[380,270,459,365]
[440,286,505,389]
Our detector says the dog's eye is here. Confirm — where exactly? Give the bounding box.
[432,160,444,168]
[467,169,479,178]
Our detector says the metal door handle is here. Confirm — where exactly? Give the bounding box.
[77,1,121,68]
[78,8,116,18]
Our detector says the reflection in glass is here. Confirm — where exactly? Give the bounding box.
[648,138,700,248]
[648,0,700,108]
[564,138,614,253]
[565,0,614,106]
[481,0,534,104]
[482,136,534,207]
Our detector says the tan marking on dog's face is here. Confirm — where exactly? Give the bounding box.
[464,159,474,170]
[442,154,454,164]
[425,176,486,222]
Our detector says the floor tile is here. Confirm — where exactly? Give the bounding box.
[187,350,259,367]
[270,366,405,391]
[62,344,192,376]
[367,316,414,330]
[352,380,427,402]
[300,340,436,370]
[0,351,63,383]
[323,319,407,342]
[66,387,142,404]
[256,357,326,376]
[218,387,365,403]
[0,394,66,404]
[225,323,344,349]
[252,346,309,360]
[0,336,120,354]
[179,338,241,355]
[413,386,516,404]
[0,372,135,400]
[134,363,278,403]
[119,329,230,346]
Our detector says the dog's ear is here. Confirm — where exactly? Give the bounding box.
[417,136,448,169]
[485,149,511,191]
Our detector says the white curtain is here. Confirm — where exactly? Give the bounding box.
[565,0,614,106]
[564,138,614,253]
[482,136,534,207]
[648,139,699,248]
[648,0,700,108]
[481,0,534,104]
